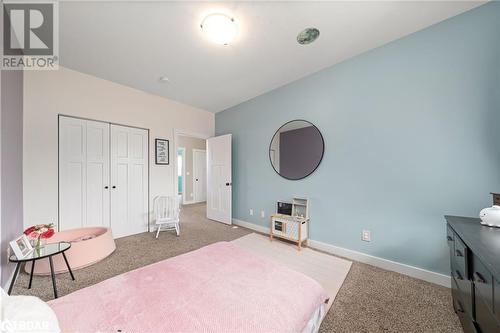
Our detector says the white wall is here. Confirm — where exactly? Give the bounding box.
[23,67,214,229]
[1,69,24,285]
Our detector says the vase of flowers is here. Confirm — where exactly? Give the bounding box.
[24,223,55,250]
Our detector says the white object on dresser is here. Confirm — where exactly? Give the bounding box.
[270,197,310,250]
[479,205,500,227]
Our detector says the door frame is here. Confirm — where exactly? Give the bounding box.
[177,147,186,204]
[172,129,210,205]
[58,114,150,232]
[192,148,207,203]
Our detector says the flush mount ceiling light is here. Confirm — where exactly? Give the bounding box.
[159,76,169,83]
[200,13,237,45]
[297,28,320,45]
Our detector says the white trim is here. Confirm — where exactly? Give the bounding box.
[232,218,451,288]
[308,239,450,288]
[176,147,186,204]
[233,218,269,234]
[172,128,209,201]
[173,129,210,141]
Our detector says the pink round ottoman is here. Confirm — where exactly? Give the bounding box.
[24,227,116,275]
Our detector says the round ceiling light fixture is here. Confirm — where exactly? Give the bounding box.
[297,28,320,45]
[200,13,237,45]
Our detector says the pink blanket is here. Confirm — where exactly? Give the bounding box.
[49,242,328,332]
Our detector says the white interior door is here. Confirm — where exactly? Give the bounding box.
[85,120,110,228]
[110,124,148,238]
[206,134,232,224]
[59,117,86,231]
[193,149,207,203]
[59,116,110,231]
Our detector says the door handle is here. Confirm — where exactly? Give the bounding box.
[104,186,109,189]
[112,186,116,189]
[196,179,199,181]
[226,182,232,186]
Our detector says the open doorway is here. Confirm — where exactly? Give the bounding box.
[176,134,207,206]
[177,148,186,204]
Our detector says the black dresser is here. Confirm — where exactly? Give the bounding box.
[446,216,500,333]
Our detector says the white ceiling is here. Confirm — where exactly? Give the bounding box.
[59,1,485,112]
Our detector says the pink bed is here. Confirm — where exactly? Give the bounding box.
[48,242,328,333]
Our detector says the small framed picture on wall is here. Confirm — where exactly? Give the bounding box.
[155,139,169,165]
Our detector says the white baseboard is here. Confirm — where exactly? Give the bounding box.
[232,218,451,288]
[233,219,269,234]
[308,239,450,288]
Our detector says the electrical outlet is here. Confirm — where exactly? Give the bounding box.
[260,210,265,218]
[249,209,254,216]
[362,230,371,242]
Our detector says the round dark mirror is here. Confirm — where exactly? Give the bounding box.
[269,120,324,180]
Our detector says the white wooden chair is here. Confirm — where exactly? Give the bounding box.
[154,196,180,238]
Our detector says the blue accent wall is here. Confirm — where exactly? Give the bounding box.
[216,3,500,275]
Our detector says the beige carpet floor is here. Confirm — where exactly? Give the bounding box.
[9,203,461,332]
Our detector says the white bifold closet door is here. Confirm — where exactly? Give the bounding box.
[110,124,148,238]
[59,117,110,230]
[59,116,148,238]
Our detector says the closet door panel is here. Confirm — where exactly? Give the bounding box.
[85,120,110,228]
[59,117,86,231]
[116,131,128,158]
[60,117,148,237]
[110,125,129,238]
[112,162,129,237]
[64,163,84,228]
[130,133,145,159]
[129,128,148,234]
[129,163,146,234]
[110,125,148,238]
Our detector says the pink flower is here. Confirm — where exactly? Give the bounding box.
[40,229,54,239]
[23,223,55,239]
[23,226,35,236]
